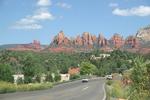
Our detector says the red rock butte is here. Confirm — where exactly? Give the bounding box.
[7,29,150,54]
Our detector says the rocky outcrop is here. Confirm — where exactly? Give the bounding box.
[51,31,71,47]
[82,32,93,48]
[74,35,83,46]
[50,31,143,51]
[97,33,108,47]
[33,40,41,49]
[125,36,139,48]
[111,33,124,49]
[136,25,150,41]
[7,40,41,51]
[92,35,97,42]
[7,25,150,53]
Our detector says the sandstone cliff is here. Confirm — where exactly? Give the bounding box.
[136,25,150,41]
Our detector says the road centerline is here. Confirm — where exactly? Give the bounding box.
[82,86,89,91]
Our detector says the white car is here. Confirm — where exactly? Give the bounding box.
[82,78,89,82]
[106,75,113,80]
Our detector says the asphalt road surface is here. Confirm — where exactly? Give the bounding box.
[0,78,105,100]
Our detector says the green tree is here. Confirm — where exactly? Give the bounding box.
[46,72,54,82]
[80,61,97,75]
[22,53,44,83]
[54,73,61,82]
[0,64,13,82]
[129,57,150,100]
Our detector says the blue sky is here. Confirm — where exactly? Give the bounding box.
[0,0,150,45]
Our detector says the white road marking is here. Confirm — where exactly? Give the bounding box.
[102,83,106,100]
[82,87,89,91]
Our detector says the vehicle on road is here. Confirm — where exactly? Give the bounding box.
[106,75,113,80]
[82,78,89,82]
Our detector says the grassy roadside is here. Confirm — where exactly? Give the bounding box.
[0,77,82,94]
[105,80,129,100]
[0,76,96,94]
[0,81,53,94]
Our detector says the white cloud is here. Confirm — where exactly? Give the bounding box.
[13,22,42,30]
[12,8,54,30]
[32,12,53,20]
[56,2,72,9]
[13,18,37,29]
[32,8,54,20]
[112,5,150,16]
[12,0,55,30]
[12,18,42,29]
[109,3,118,8]
[37,0,51,6]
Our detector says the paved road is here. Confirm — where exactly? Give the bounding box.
[0,78,105,100]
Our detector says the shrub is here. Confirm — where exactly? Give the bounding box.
[111,81,124,98]
[17,78,24,84]
[46,73,54,82]
[70,74,80,80]
[54,74,61,82]
[106,80,113,86]
[106,80,129,99]
[0,64,13,82]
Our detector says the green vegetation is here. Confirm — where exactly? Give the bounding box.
[0,49,149,94]
[70,74,80,80]
[0,49,139,80]
[128,57,150,100]
[0,81,52,93]
[80,61,97,75]
[0,64,13,82]
[106,80,129,100]
[91,50,137,76]
[106,56,150,100]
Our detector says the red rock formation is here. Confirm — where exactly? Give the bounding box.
[92,35,97,42]
[125,36,139,48]
[75,35,83,46]
[82,32,93,48]
[7,40,41,51]
[52,31,71,47]
[111,33,124,49]
[33,40,41,49]
[98,33,108,47]
[57,31,65,46]
[63,37,71,46]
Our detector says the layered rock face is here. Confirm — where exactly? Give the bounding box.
[97,33,108,47]
[82,32,93,48]
[74,35,83,46]
[8,25,150,53]
[52,31,71,47]
[111,34,124,49]
[33,40,41,49]
[51,31,111,49]
[136,26,150,41]
[50,31,143,51]
[125,36,139,48]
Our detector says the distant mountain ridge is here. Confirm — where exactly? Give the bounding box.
[0,25,150,53]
